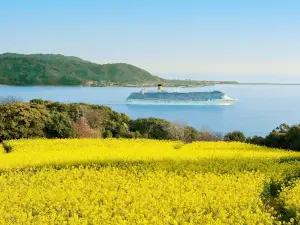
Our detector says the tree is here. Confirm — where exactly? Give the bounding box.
[182,126,198,142]
[285,125,300,151]
[84,108,104,130]
[30,99,47,104]
[264,124,290,149]
[224,131,246,142]
[103,130,113,138]
[45,112,76,138]
[129,118,174,140]
[67,104,84,122]
[0,103,50,141]
[72,117,101,138]
[246,135,265,146]
[275,123,290,133]
[47,102,69,113]
[265,132,286,148]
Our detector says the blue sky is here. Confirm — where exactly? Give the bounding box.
[1,0,300,81]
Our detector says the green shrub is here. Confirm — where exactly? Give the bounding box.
[45,112,76,138]
[225,131,246,142]
[0,103,50,141]
[129,118,174,140]
[285,125,300,151]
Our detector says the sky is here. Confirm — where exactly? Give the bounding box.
[1,0,300,82]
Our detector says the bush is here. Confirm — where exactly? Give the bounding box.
[129,118,174,140]
[285,125,300,151]
[45,112,76,138]
[224,131,246,142]
[103,130,113,138]
[30,99,47,104]
[246,136,265,146]
[0,103,50,141]
[265,132,287,149]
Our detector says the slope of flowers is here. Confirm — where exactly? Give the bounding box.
[0,168,274,225]
[281,179,300,223]
[1,139,300,170]
[0,139,300,224]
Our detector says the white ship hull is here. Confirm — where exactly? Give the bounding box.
[126,88,238,106]
[126,98,237,106]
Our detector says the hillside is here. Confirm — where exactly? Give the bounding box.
[0,53,163,86]
[0,53,238,86]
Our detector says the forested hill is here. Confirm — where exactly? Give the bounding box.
[0,53,164,86]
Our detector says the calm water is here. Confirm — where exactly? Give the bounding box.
[1,85,299,136]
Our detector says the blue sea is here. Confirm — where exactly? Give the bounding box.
[0,85,299,137]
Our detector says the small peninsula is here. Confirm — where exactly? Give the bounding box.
[0,53,238,87]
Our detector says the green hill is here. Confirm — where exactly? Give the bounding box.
[0,53,164,86]
[0,53,238,86]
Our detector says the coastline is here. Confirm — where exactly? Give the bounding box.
[1,82,300,87]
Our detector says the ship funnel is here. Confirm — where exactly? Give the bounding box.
[158,84,163,91]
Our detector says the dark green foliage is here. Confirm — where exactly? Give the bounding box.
[0,103,50,141]
[247,123,300,151]
[285,125,300,151]
[129,118,174,140]
[44,102,132,139]
[30,99,46,104]
[58,76,83,85]
[246,135,265,145]
[103,130,113,138]
[263,123,290,148]
[0,101,131,140]
[265,132,288,149]
[46,102,69,113]
[45,112,76,138]
[101,109,132,138]
[0,99,201,142]
[224,131,246,142]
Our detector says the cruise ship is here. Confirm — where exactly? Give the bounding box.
[126,84,238,106]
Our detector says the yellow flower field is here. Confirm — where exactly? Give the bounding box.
[281,180,300,222]
[0,139,300,224]
[1,139,300,170]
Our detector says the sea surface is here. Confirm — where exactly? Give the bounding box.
[0,85,299,136]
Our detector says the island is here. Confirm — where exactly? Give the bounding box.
[0,53,238,87]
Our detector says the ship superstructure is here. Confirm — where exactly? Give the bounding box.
[126,85,238,106]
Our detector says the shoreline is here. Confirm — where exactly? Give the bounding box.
[1,82,300,88]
